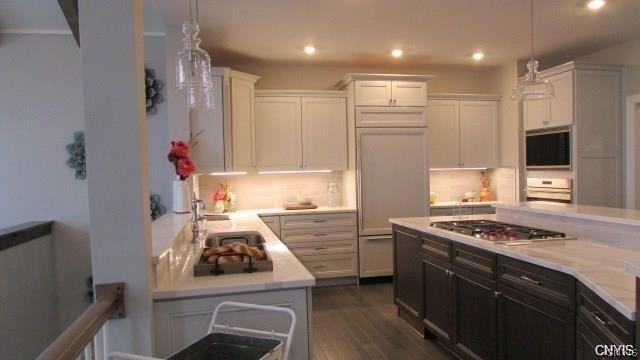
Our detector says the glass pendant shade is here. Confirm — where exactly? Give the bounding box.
[176,20,213,109]
[511,59,555,101]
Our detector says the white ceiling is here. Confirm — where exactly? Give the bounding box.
[0,0,165,33]
[155,0,640,66]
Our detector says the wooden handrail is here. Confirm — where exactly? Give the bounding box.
[37,283,124,360]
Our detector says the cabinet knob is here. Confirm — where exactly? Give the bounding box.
[493,290,501,298]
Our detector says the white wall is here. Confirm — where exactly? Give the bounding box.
[0,33,171,332]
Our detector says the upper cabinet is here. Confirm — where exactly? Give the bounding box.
[254,91,348,171]
[427,95,500,169]
[524,71,573,131]
[190,68,260,173]
[354,80,427,107]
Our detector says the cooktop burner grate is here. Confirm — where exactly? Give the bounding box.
[431,220,569,242]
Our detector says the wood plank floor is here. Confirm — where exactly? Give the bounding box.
[311,282,452,360]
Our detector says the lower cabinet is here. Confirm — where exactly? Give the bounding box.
[497,284,575,360]
[359,235,393,277]
[422,255,453,344]
[392,226,424,332]
[452,267,497,360]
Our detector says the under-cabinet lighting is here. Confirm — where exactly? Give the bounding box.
[208,172,247,176]
[472,51,485,61]
[304,45,316,55]
[430,167,488,171]
[258,170,332,175]
[391,49,403,58]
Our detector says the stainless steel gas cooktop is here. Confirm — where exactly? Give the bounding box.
[431,220,575,245]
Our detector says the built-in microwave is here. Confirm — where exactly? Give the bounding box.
[526,129,571,170]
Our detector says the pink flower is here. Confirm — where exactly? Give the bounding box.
[168,140,189,162]
[177,157,195,180]
[213,188,227,201]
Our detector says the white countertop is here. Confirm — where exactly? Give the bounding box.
[431,201,496,208]
[390,215,640,320]
[153,210,316,300]
[229,206,357,217]
[494,201,640,227]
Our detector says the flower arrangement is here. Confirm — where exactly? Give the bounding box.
[212,184,235,213]
[167,140,196,180]
[480,171,491,202]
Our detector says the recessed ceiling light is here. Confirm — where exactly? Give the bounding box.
[472,51,485,61]
[391,49,403,58]
[303,46,316,55]
[587,0,606,10]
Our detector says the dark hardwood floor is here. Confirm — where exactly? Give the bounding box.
[311,282,452,360]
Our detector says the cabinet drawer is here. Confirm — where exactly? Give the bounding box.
[359,235,393,278]
[452,242,496,278]
[421,232,451,262]
[577,282,634,345]
[356,107,427,127]
[280,213,356,230]
[280,227,356,244]
[298,253,357,278]
[289,240,356,256]
[259,215,281,237]
[471,206,495,215]
[498,255,575,310]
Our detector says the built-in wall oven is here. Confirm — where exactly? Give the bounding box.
[526,129,571,170]
[526,178,573,204]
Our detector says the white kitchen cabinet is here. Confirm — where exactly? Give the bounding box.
[154,288,311,359]
[354,80,427,107]
[459,100,499,168]
[357,128,429,236]
[254,91,348,171]
[190,69,259,173]
[355,106,427,127]
[426,99,460,168]
[359,235,393,277]
[301,97,347,170]
[427,96,500,169]
[524,71,573,131]
[254,96,302,171]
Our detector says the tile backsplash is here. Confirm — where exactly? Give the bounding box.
[430,168,517,203]
[196,172,343,210]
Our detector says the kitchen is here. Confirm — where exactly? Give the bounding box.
[3,0,640,359]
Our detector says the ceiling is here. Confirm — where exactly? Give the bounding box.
[2,1,639,67]
[155,0,640,66]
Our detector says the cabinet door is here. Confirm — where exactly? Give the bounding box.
[230,77,255,171]
[391,81,427,106]
[356,107,427,127]
[190,76,225,173]
[452,267,497,360]
[254,96,302,170]
[354,80,392,106]
[427,100,460,168]
[423,256,453,344]
[497,284,575,360]
[357,128,429,235]
[301,97,347,170]
[523,99,550,131]
[547,71,574,128]
[359,235,393,278]
[459,100,498,168]
[393,227,423,332]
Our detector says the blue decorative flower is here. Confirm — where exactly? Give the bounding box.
[150,193,167,221]
[145,67,164,115]
[66,131,86,180]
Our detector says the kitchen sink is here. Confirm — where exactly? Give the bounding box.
[205,231,265,247]
[204,214,230,221]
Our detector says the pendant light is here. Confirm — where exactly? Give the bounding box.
[176,0,213,109]
[512,0,554,101]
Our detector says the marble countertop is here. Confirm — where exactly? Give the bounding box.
[390,215,640,320]
[153,210,315,300]
[223,206,357,217]
[494,201,640,227]
[431,201,496,208]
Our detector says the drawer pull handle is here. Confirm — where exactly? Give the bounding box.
[313,265,328,269]
[519,275,541,285]
[592,313,611,327]
[314,247,327,251]
[314,233,327,237]
[313,220,327,223]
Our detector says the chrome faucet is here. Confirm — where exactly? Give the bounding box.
[191,193,206,243]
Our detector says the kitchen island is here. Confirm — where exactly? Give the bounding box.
[390,202,640,360]
[149,210,320,359]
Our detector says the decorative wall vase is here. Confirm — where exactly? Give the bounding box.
[173,179,191,213]
[213,200,226,214]
[145,67,164,115]
[480,187,492,202]
[66,131,86,180]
